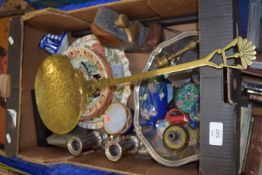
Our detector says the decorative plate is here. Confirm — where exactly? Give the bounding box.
[67,35,131,128]
[68,35,131,105]
[64,47,113,120]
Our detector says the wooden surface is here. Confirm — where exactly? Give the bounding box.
[252,107,262,117]
[245,117,262,175]
[0,17,10,73]
[19,147,199,175]
[0,17,11,145]
[0,0,29,12]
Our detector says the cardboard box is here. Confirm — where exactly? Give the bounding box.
[5,0,203,174]
[199,0,239,174]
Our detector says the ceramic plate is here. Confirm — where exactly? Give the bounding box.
[64,47,113,120]
[67,35,131,128]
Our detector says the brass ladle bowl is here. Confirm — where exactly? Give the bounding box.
[35,55,83,134]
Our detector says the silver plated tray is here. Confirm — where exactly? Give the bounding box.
[134,31,199,167]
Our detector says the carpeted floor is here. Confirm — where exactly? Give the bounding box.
[0,156,121,175]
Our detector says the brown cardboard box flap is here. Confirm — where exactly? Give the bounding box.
[148,0,198,17]
[69,0,198,22]
[22,8,90,33]
[69,0,160,23]
[21,0,198,33]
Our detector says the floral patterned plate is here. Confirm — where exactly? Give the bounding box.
[66,35,131,128]
[64,47,113,121]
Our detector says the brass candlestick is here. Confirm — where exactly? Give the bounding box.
[154,39,199,68]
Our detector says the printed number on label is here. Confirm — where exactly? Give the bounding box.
[209,122,223,146]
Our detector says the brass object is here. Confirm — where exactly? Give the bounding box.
[35,55,82,134]
[114,13,139,44]
[105,135,139,161]
[155,40,199,68]
[95,37,256,91]
[35,37,256,134]
[114,14,129,28]
[163,125,189,151]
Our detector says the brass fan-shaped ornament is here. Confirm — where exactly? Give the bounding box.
[35,37,256,134]
[236,37,256,68]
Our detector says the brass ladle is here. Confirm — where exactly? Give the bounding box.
[35,37,256,134]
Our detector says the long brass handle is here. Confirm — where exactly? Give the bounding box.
[108,58,204,86]
[86,37,256,94]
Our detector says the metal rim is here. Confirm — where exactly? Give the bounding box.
[67,136,83,156]
[105,141,122,162]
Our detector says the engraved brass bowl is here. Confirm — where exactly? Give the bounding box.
[35,55,82,134]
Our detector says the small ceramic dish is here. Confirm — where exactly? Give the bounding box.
[103,103,132,135]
